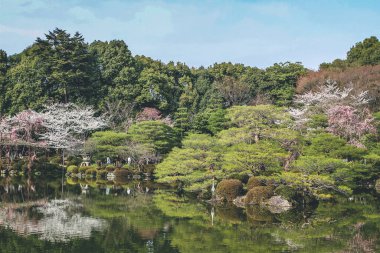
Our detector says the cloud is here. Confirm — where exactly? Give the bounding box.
[68,6,97,22]
[0,24,41,37]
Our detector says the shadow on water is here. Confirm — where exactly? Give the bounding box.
[0,173,379,253]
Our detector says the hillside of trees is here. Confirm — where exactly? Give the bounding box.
[1,29,380,206]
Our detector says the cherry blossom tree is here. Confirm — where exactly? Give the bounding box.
[290,80,370,129]
[2,110,46,170]
[0,116,12,165]
[11,110,45,169]
[136,107,162,122]
[40,103,107,164]
[327,105,376,146]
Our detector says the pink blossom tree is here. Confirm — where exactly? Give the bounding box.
[8,110,45,170]
[136,107,162,122]
[327,105,376,146]
[290,80,370,130]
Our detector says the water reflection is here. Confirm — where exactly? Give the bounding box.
[0,199,106,242]
[0,174,378,253]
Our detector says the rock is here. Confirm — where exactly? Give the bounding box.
[233,196,246,208]
[263,196,292,213]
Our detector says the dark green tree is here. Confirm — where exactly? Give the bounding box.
[0,50,7,115]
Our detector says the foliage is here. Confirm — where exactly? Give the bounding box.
[215,179,243,202]
[246,176,265,190]
[126,121,179,154]
[66,165,78,174]
[245,186,274,205]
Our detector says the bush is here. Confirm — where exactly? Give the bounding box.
[246,177,265,190]
[49,156,62,165]
[78,166,92,173]
[12,160,26,171]
[274,185,298,203]
[66,156,82,166]
[67,165,79,174]
[215,179,243,202]
[97,169,108,179]
[106,165,116,172]
[114,168,130,179]
[245,186,274,205]
[85,168,98,176]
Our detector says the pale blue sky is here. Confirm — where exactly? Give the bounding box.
[0,0,379,69]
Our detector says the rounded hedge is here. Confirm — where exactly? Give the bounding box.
[245,186,274,205]
[215,179,243,202]
[246,176,265,190]
[114,168,130,179]
[67,165,79,174]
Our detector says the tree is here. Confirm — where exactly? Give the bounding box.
[347,36,380,66]
[40,103,107,162]
[291,81,370,129]
[84,131,128,161]
[35,28,100,104]
[0,50,7,115]
[327,105,376,146]
[227,105,289,142]
[261,62,307,106]
[174,107,190,136]
[215,76,251,106]
[222,141,287,177]
[126,121,179,155]
[136,107,162,122]
[102,99,135,131]
[8,110,45,170]
[155,133,220,192]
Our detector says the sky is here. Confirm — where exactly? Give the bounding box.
[0,0,379,70]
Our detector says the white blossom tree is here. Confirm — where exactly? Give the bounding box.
[290,80,370,130]
[40,103,107,163]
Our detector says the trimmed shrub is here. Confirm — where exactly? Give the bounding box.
[114,168,130,179]
[215,179,243,202]
[67,165,79,174]
[66,177,79,185]
[78,166,92,173]
[246,177,265,190]
[97,169,108,179]
[106,165,116,172]
[66,156,82,166]
[85,168,97,177]
[49,156,62,165]
[245,186,274,205]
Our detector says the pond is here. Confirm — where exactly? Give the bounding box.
[0,174,379,253]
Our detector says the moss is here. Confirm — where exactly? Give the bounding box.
[246,176,265,190]
[245,186,274,205]
[67,165,78,174]
[215,179,243,202]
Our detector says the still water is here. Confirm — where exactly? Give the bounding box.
[0,174,379,253]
